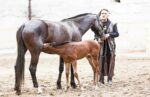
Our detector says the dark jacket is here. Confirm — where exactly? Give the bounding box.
[95,19,119,77]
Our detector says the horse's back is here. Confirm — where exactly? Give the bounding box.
[23,20,47,33]
[45,20,81,44]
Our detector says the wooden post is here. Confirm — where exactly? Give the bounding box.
[115,0,120,3]
[28,0,32,20]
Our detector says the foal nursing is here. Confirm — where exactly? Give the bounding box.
[43,40,101,90]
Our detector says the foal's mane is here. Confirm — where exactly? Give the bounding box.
[61,13,93,21]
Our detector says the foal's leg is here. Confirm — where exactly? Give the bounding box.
[92,58,100,89]
[29,51,42,93]
[65,63,70,91]
[86,56,96,83]
[72,61,80,88]
[57,57,64,89]
[87,56,99,89]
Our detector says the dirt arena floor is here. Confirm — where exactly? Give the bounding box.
[0,52,150,97]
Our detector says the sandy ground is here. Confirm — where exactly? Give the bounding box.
[0,52,150,97]
[0,0,150,96]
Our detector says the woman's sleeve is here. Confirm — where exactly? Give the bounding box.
[109,23,119,38]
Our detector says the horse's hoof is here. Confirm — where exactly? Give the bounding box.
[71,82,77,89]
[16,90,21,95]
[99,79,105,84]
[65,86,69,92]
[80,86,85,91]
[108,80,112,85]
[14,87,21,95]
[94,85,98,90]
[14,87,17,91]
[57,82,62,89]
[57,85,62,89]
[14,85,19,91]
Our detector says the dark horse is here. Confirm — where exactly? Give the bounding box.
[14,13,102,95]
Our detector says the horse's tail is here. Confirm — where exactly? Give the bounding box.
[15,24,26,89]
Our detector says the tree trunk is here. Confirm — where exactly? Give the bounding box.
[115,0,120,3]
[28,0,32,20]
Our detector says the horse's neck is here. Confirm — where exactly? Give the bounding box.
[74,18,94,35]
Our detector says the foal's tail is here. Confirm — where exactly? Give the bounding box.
[15,24,26,90]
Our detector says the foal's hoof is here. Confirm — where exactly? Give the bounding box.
[80,86,85,91]
[65,86,69,92]
[37,87,43,94]
[70,82,77,89]
[94,85,99,90]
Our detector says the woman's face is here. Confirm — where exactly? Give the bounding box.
[100,10,109,22]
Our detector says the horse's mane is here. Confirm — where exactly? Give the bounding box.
[61,13,93,21]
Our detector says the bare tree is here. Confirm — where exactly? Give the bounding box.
[114,0,120,3]
[28,0,32,20]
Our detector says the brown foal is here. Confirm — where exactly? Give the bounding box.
[43,40,101,90]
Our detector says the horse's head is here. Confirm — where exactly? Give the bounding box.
[90,14,105,40]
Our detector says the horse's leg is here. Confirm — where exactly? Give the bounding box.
[72,61,80,88]
[100,73,104,84]
[57,57,64,89]
[70,64,77,88]
[65,63,70,91]
[29,51,41,93]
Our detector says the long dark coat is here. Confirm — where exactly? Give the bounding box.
[95,19,119,78]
